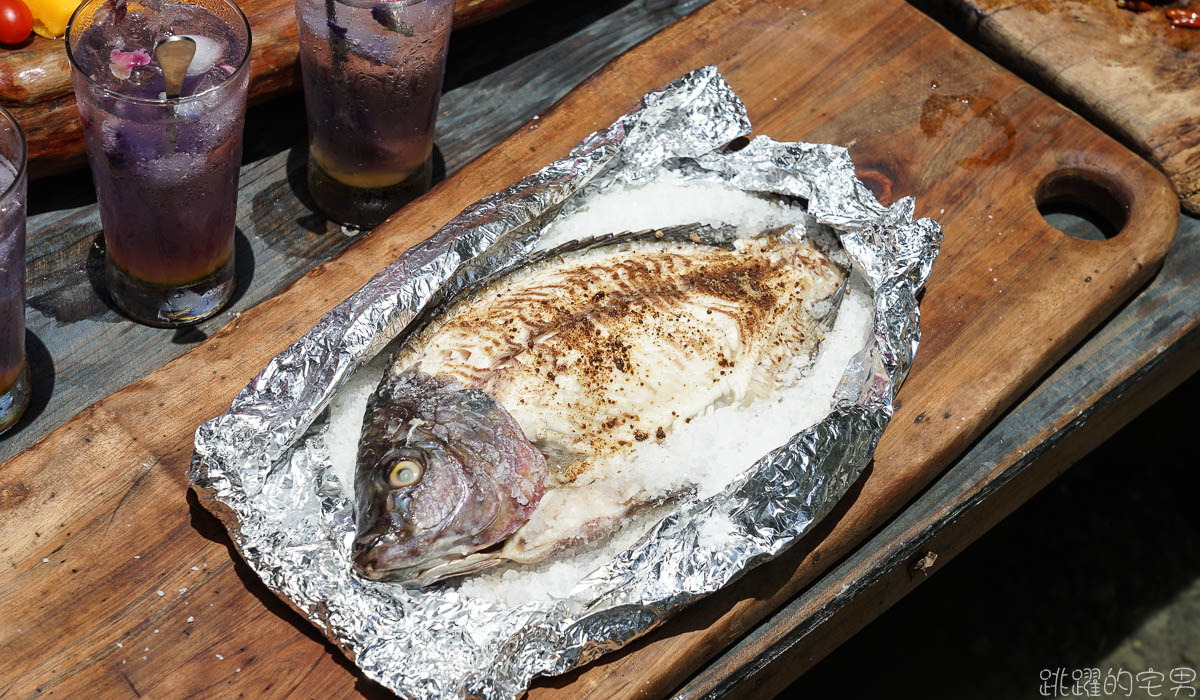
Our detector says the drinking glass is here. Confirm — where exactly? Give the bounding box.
[295,0,453,229]
[0,107,29,436]
[67,0,251,326]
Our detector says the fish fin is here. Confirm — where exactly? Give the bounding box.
[812,276,848,328]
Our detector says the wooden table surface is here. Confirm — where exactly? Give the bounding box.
[930,0,1200,214]
[1,0,1197,697]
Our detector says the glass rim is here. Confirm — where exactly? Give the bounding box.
[0,106,28,206]
[334,0,450,11]
[65,0,253,107]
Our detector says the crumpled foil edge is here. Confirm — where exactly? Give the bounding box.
[189,66,941,698]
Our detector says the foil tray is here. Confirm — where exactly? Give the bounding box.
[189,67,941,698]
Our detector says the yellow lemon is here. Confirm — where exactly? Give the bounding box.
[28,0,79,38]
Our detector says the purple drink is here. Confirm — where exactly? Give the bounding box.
[295,0,452,228]
[67,0,251,326]
[0,158,24,394]
[0,108,29,436]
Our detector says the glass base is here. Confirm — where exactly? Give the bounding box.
[307,153,432,230]
[106,253,235,327]
[0,361,30,436]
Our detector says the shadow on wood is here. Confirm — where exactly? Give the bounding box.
[0,329,55,440]
[184,488,395,699]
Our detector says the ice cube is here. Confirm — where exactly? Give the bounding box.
[126,63,160,88]
[143,151,207,182]
[180,34,225,76]
[189,64,234,95]
[99,120,129,167]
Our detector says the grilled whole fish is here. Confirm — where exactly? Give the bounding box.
[353,224,846,586]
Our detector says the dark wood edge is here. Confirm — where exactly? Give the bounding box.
[453,0,535,28]
[674,319,1200,698]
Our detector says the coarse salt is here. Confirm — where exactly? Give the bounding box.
[538,175,809,251]
[324,182,875,606]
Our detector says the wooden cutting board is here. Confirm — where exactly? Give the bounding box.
[0,0,1178,698]
[936,0,1200,213]
[0,0,530,178]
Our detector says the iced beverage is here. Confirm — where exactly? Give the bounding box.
[0,108,29,436]
[295,0,452,229]
[67,0,250,326]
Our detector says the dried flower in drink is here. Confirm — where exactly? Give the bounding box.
[370,6,414,36]
[109,48,151,80]
[327,19,357,61]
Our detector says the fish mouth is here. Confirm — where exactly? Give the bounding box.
[351,532,432,585]
[352,536,502,587]
[351,460,505,585]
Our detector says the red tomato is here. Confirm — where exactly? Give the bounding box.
[0,0,33,45]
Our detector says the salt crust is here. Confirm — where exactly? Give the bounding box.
[537,174,806,251]
[324,181,873,607]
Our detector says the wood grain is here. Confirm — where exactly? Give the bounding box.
[453,0,532,27]
[1,0,713,462]
[0,0,525,178]
[924,0,1200,213]
[705,332,1200,700]
[673,213,1200,698]
[0,1,1179,699]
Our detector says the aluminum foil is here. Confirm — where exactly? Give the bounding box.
[190,66,941,698]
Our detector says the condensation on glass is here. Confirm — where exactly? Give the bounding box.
[295,0,453,229]
[0,107,29,435]
[67,0,252,326]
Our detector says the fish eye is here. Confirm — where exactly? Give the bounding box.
[388,459,424,488]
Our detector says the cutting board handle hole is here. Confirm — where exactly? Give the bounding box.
[1036,171,1128,241]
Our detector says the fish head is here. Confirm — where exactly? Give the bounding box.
[352,430,489,579]
[352,370,546,585]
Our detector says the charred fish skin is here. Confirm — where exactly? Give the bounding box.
[356,224,847,586]
[397,228,845,481]
[352,368,547,583]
